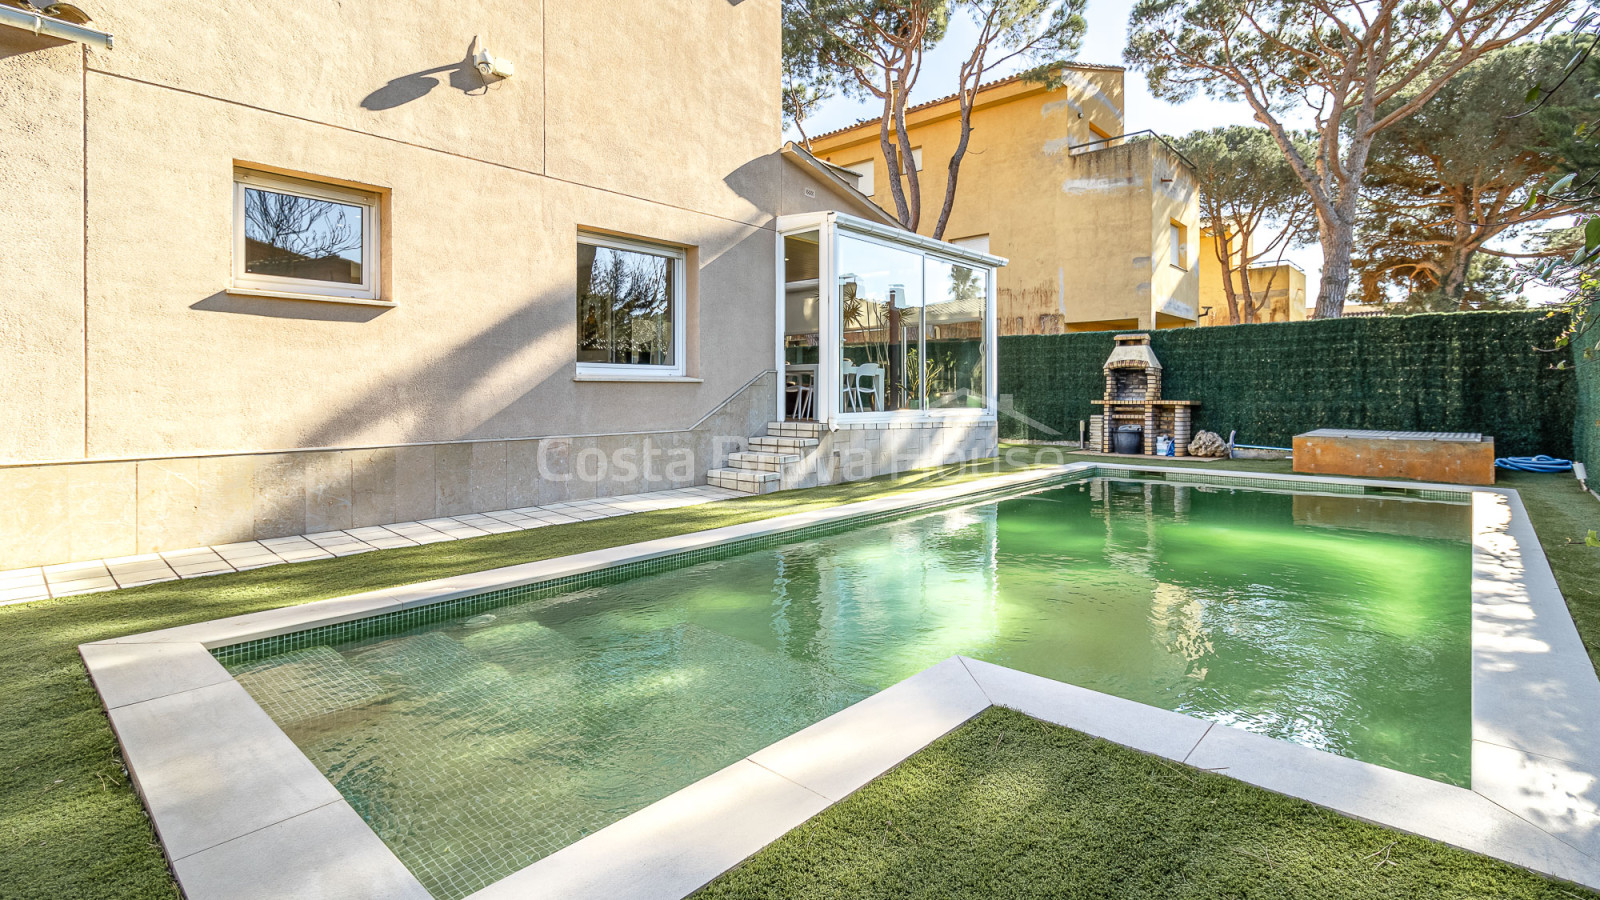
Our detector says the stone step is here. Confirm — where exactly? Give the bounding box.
[748,435,819,453]
[706,468,781,494]
[767,420,826,437]
[727,451,802,472]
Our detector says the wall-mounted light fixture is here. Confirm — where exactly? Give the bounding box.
[472,36,514,81]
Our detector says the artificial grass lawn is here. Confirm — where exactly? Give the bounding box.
[696,708,1593,900]
[1,448,1596,898]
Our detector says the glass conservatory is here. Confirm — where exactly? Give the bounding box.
[775,211,1003,425]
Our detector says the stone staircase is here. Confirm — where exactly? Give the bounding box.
[706,421,823,494]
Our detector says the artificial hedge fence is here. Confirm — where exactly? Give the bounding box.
[1576,322,1600,472]
[996,310,1575,459]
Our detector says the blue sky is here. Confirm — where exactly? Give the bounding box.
[784,0,1327,304]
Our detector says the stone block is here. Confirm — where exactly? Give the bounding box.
[137,458,201,553]
[392,445,436,522]
[251,454,306,540]
[0,464,70,568]
[468,441,509,512]
[196,455,255,546]
[351,448,397,528]
[433,442,473,516]
[67,461,137,561]
[303,452,353,534]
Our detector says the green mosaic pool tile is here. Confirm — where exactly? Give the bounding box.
[210,468,1465,666]
[211,472,1098,665]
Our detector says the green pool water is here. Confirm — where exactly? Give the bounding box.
[228,478,1472,899]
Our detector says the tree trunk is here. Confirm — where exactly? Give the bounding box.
[1214,226,1242,325]
[932,99,974,241]
[1239,264,1256,324]
[1441,247,1474,309]
[1313,219,1354,318]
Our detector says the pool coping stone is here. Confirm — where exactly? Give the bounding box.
[77,462,1600,898]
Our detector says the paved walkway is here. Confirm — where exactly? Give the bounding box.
[0,485,747,607]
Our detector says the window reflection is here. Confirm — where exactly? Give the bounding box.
[243,188,364,284]
[837,235,923,412]
[577,241,676,367]
[924,259,987,408]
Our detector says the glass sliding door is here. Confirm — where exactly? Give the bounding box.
[836,234,923,413]
[782,231,821,420]
[924,258,988,409]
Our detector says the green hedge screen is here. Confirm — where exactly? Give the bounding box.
[1576,321,1600,471]
[997,310,1575,459]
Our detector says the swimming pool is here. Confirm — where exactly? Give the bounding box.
[222,476,1472,899]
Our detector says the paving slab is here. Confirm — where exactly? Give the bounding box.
[80,642,233,709]
[1474,739,1600,861]
[748,656,988,802]
[105,680,343,860]
[1473,492,1600,765]
[1185,718,1600,888]
[171,800,431,900]
[468,759,831,900]
[962,656,1212,761]
[100,591,402,647]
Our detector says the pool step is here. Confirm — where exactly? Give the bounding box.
[727,451,802,473]
[707,467,781,494]
[748,435,819,453]
[771,419,832,435]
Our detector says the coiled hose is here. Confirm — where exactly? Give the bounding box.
[1494,455,1574,473]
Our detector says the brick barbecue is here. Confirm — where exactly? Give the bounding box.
[1091,334,1198,456]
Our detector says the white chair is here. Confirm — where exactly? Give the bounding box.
[840,361,859,411]
[854,363,883,411]
[785,371,815,420]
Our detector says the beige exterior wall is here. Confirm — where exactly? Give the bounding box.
[1197,229,1308,326]
[0,4,998,569]
[809,69,1200,334]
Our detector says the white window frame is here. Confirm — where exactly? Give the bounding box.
[1170,219,1189,270]
[231,170,381,302]
[575,232,688,379]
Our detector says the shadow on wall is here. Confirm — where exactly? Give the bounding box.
[191,292,391,323]
[361,45,486,111]
[148,225,776,549]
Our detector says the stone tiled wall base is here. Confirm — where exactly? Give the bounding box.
[0,374,777,569]
[776,420,999,492]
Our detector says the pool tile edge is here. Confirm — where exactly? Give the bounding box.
[471,657,990,900]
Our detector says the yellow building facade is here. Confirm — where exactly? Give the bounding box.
[1197,228,1309,326]
[809,67,1201,334]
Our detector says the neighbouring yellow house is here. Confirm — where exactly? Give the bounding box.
[808,66,1201,335]
[1197,226,1309,326]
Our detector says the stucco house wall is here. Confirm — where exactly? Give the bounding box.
[808,66,1201,335]
[0,1,999,570]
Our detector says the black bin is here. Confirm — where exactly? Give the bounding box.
[1113,425,1143,455]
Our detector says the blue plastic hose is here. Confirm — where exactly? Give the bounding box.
[1494,455,1574,473]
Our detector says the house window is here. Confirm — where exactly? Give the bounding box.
[842,160,874,196]
[1169,219,1188,270]
[902,146,923,175]
[232,170,380,301]
[576,233,686,376]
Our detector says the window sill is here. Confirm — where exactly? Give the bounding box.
[573,374,703,384]
[226,286,394,307]
[1169,264,1188,273]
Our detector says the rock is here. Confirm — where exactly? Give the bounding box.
[1188,430,1227,458]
